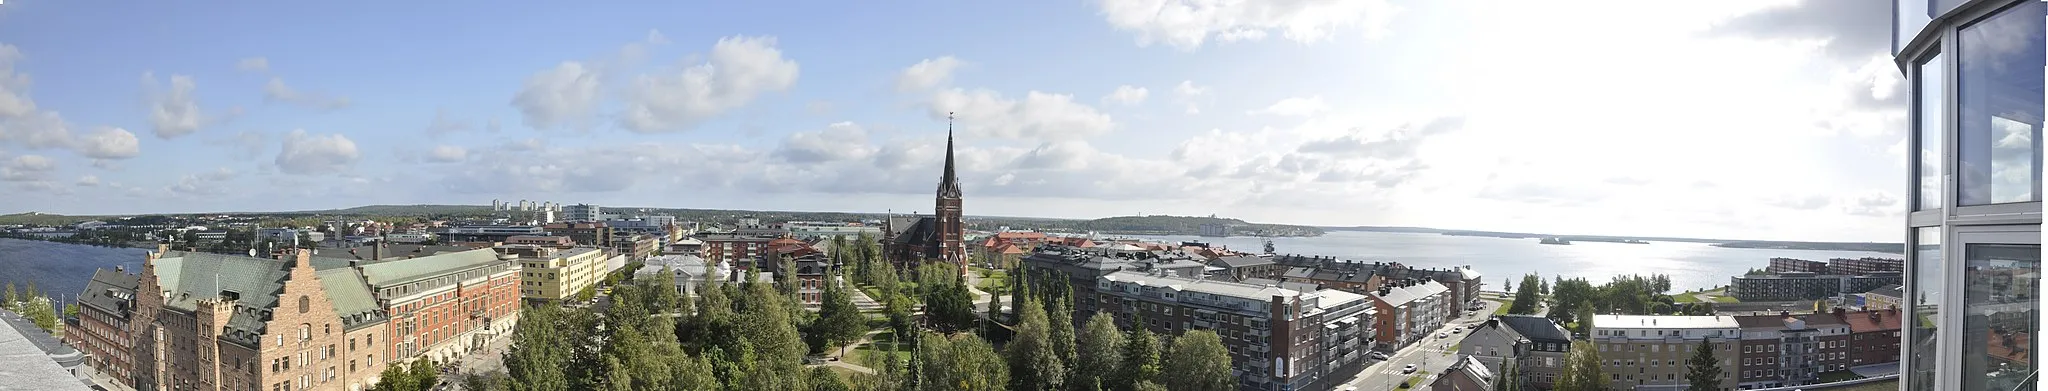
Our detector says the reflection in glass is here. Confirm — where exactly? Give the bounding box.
[1956,2,2045,206]
[1918,55,1944,210]
[1960,243,2040,391]
[1908,227,1943,391]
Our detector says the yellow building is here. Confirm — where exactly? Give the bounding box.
[500,245,608,303]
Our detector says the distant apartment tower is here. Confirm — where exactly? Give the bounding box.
[563,204,602,222]
[1825,257,1903,276]
[1200,223,1228,237]
[1728,272,1903,301]
[1766,257,1827,274]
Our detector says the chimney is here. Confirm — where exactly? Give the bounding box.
[372,245,384,261]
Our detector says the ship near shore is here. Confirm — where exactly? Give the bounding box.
[1539,237,1572,245]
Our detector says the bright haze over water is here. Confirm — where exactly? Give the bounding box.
[1134,231,1899,292]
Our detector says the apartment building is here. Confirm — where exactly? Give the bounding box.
[1429,266,1484,316]
[1431,355,1494,391]
[1211,255,1285,282]
[1589,315,1740,391]
[1766,258,1827,274]
[339,248,521,364]
[1733,313,1850,389]
[1370,279,1449,350]
[561,204,602,222]
[439,225,544,243]
[1842,309,1902,368]
[542,222,611,246]
[1459,315,1571,390]
[1093,270,1371,391]
[611,233,657,262]
[504,235,573,246]
[1727,272,1902,301]
[697,233,776,268]
[67,267,140,386]
[502,246,608,303]
[1824,257,1903,276]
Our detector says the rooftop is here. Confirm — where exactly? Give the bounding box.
[0,309,89,390]
[1590,314,1741,330]
[1100,270,1300,300]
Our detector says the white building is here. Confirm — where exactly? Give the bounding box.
[564,204,602,222]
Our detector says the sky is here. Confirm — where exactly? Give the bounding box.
[0,0,1909,242]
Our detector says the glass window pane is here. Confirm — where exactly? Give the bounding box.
[1907,226,1942,391]
[1959,243,2040,391]
[1956,2,2045,206]
[1919,55,1945,210]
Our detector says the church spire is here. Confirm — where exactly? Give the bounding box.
[938,112,962,198]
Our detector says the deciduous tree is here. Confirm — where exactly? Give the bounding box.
[1160,330,1235,391]
[1009,298,1065,391]
[1073,313,1124,391]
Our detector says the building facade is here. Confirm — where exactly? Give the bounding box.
[1093,271,1368,391]
[1733,313,1850,389]
[344,248,522,364]
[1588,315,1739,391]
[1370,280,1449,350]
[1458,315,1570,390]
[697,233,775,269]
[68,267,140,386]
[1824,257,1903,276]
[1766,258,1827,274]
[129,248,387,391]
[504,246,607,303]
[1727,272,1902,301]
[1891,1,2042,390]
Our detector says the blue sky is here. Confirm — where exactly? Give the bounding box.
[0,0,1912,241]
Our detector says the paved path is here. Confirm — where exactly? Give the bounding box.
[810,330,890,376]
[844,277,884,312]
[1336,299,1504,391]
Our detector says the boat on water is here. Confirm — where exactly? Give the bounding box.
[1539,237,1572,245]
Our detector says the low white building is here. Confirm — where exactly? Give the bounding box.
[635,255,732,296]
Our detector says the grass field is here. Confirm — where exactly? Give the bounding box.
[1713,296,1740,303]
[1673,294,1700,303]
[1493,300,1513,316]
[851,330,909,368]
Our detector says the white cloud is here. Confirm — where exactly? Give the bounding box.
[237,57,269,73]
[74,175,98,187]
[895,56,963,92]
[618,35,800,133]
[274,129,360,175]
[165,167,237,197]
[1097,0,1402,49]
[425,108,471,137]
[1101,85,1149,105]
[0,110,72,150]
[512,62,603,131]
[1173,80,1208,114]
[1248,96,1329,117]
[143,72,207,139]
[775,121,874,163]
[0,154,54,181]
[426,145,468,163]
[0,44,34,119]
[264,77,352,110]
[927,88,1117,140]
[76,127,140,160]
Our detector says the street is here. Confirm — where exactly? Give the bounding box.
[1337,298,1502,391]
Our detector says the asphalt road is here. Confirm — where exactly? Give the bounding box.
[1336,298,1503,391]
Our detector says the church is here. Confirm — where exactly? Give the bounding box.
[883,115,967,273]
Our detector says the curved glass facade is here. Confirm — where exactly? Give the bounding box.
[1895,1,2044,390]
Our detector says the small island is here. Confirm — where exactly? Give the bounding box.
[1540,237,1572,245]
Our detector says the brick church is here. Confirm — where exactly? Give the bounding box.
[884,115,967,274]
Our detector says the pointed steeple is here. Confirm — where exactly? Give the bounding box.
[938,112,962,198]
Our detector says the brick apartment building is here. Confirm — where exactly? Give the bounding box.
[697,233,776,269]
[1729,272,1903,301]
[543,222,611,247]
[76,245,525,391]
[1825,257,1904,276]
[1586,311,1900,391]
[67,268,141,386]
[1733,313,1851,389]
[1093,270,1372,391]
[1767,258,1828,274]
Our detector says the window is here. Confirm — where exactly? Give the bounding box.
[1960,241,2041,391]
[1908,227,1943,391]
[299,295,310,314]
[1954,1,2045,205]
[1917,51,1946,210]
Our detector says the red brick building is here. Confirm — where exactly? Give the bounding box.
[699,233,776,269]
[66,267,140,386]
[1844,309,1904,368]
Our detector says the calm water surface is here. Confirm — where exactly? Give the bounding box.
[0,238,146,305]
[1134,231,1901,292]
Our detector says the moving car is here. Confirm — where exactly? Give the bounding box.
[1402,364,1417,374]
[1369,352,1389,360]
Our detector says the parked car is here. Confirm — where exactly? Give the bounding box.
[1402,364,1417,374]
[1437,333,1449,339]
[1369,352,1389,360]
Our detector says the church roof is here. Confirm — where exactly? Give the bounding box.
[938,114,962,198]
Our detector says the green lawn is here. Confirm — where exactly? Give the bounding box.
[1491,299,1514,316]
[975,273,1011,294]
[1397,371,1432,389]
[1713,296,1740,303]
[1673,294,1700,303]
[851,330,910,368]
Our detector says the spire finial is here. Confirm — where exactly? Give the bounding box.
[947,112,955,137]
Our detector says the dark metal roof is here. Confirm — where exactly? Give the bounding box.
[76,268,139,316]
[1494,315,1571,343]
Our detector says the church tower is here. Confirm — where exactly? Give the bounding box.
[936,113,966,273]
